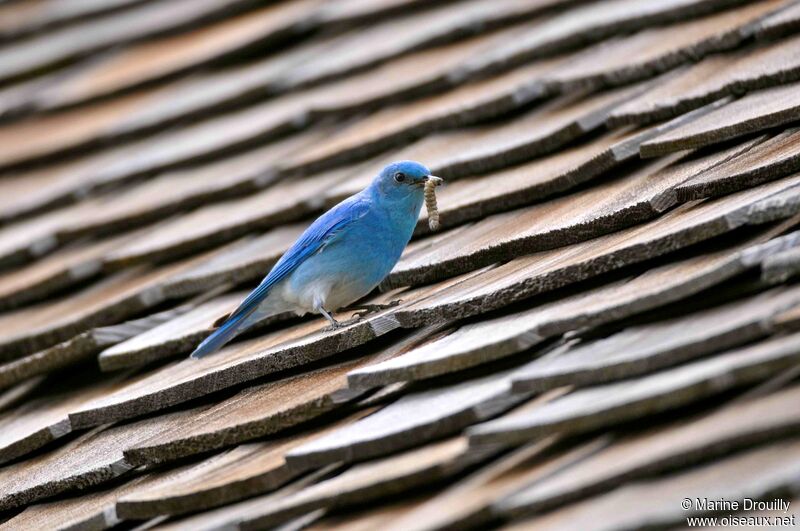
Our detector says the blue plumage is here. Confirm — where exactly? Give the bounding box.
[191,160,436,359]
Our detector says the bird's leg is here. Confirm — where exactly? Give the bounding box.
[344,299,403,318]
[317,306,342,330]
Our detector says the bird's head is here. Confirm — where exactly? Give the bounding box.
[370,160,440,202]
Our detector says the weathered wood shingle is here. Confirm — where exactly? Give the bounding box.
[2,0,800,527]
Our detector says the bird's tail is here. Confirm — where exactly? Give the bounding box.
[190,313,247,359]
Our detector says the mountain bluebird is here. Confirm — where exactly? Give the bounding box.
[190,160,441,359]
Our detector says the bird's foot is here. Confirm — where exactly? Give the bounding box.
[347,300,403,318]
[323,315,362,331]
[323,321,342,332]
[320,301,402,331]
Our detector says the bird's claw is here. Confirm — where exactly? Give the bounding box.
[324,315,362,331]
[322,300,403,331]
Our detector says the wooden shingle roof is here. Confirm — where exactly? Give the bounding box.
[1,0,800,529]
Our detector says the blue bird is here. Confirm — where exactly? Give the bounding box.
[190,160,441,359]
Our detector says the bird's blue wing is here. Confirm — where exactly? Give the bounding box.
[191,196,370,359]
[233,196,370,320]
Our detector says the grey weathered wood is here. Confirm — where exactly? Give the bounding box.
[285,368,530,470]
[150,438,489,530]
[4,0,745,122]
[0,472,161,531]
[754,0,800,38]
[0,59,560,267]
[0,233,130,311]
[422,82,651,181]
[282,61,555,177]
[0,0,148,42]
[116,409,374,519]
[0,126,333,273]
[305,496,427,531]
[386,122,795,289]
[772,304,800,333]
[98,292,246,371]
[609,34,800,126]
[381,435,604,531]
[539,0,788,92]
[494,384,800,516]
[511,286,800,393]
[0,227,309,362]
[502,438,800,530]
[0,72,710,272]
[0,377,43,416]
[276,0,589,92]
[67,309,435,428]
[0,268,164,360]
[0,459,242,531]
[0,250,237,360]
[0,370,129,466]
[0,417,172,511]
[18,0,738,147]
[328,115,615,211]
[0,155,91,224]
[469,332,800,446]
[0,203,93,269]
[0,332,114,394]
[457,0,754,77]
[2,0,800,525]
[640,81,800,157]
[0,114,324,227]
[1,94,305,196]
[0,300,198,389]
[316,0,578,29]
[347,230,800,388]
[389,175,800,325]
[0,17,539,177]
[762,245,800,283]
[676,127,800,200]
[399,86,720,233]
[0,0,315,86]
[119,331,439,466]
[0,3,296,118]
[323,88,726,208]
[143,465,340,531]
[0,0,572,160]
[103,170,347,268]
[155,225,306,297]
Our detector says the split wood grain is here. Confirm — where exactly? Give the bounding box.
[116,409,374,518]
[510,286,800,393]
[676,127,800,200]
[285,368,531,469]
[469,332,800,446]
[347,230,800,388]
[640,81,800,157]
[539,0,789,92]
[65,281,457,427]
[389,173,800,322]
[609,34,800,126]
[496,384,800,516]
[503,438,800,529]
[151,438,487,530]
[119,330,438,466]
[0,300,196,389]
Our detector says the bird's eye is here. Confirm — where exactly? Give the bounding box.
[393,172,406,183]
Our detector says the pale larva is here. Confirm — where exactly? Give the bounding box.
[424,176,443,231]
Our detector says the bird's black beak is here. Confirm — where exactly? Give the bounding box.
[420,175,443,186]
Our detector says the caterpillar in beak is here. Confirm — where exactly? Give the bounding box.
[424,176,443,231]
